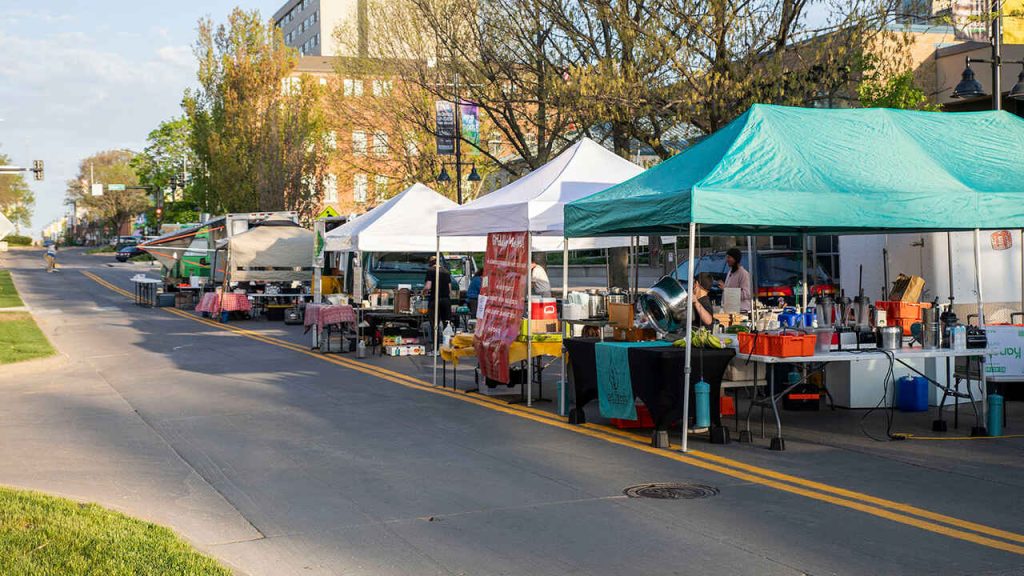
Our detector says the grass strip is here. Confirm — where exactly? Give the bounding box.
[0,486,231,575]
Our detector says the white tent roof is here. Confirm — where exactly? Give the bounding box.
[325,182,486,252]
[436,138,645,250]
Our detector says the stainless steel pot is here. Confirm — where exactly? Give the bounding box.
[587,289,606,318]
[636,276,688,334]
[877,326,902,351]
[606,289,629,306]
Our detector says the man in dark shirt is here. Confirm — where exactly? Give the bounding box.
[690,272,715,329]
[424,256,453,328]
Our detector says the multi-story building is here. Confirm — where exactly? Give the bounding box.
[273,0,368,57]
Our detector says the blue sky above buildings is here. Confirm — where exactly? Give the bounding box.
[0,0,832,236]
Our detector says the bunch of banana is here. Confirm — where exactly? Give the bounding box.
[672,328,726,349]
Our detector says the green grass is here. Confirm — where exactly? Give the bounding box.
[0,271,24,308]
[0,487,231,576]
[0,313,54,364]
[86,245,117,254]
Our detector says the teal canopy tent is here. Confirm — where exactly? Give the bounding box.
[564,104,1024,237]
[563,104,1021,452]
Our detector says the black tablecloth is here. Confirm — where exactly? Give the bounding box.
[564,338,735,431]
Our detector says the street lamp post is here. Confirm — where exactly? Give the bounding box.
[951,0,1024,107]
[436,73,481,204]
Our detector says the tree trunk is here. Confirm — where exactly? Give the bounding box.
[607,122,631,291]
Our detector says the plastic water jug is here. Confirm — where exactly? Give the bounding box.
[988,393,1004,437]
[896,376,928,412]
[695,380,710,429]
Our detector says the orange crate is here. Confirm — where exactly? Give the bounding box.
[800,334,817,356]
[720,395,736,416]
[611,404,655,429]
[737,332,768,355]
[876,301,928,321]
[767,334,805,357]
[893,317,917,336]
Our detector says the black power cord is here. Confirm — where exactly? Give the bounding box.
[859,349,903,442]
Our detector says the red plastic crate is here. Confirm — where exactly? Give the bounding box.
[799,334,816,356]
[766,334,805,357]
[875,301,929,321]
[737,332,768,355]
[720,395,736,416]
[611,404,655,429]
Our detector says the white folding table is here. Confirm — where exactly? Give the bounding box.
[738,347,1000,450]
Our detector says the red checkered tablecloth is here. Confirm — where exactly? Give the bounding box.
[196,293,252,316]
[304,304,357,333]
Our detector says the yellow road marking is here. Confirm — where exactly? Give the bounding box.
[82,270,1024,555]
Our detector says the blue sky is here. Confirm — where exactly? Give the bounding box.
[0,1,281,235]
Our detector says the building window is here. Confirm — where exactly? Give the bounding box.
[326,130,337,150]
[374,175,388,200]
[353,174,368,203]
[352,130,367,156]
[319,77,327,86]
[343,78,363,97]
[323,174,338,203]
[372,131,388,157]
[372,79,393,97]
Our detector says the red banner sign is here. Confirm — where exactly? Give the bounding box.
[475,232,528,383]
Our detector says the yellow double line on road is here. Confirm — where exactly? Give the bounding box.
[83,271,1024,555]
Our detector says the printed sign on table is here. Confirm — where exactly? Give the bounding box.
[475,232,528,383]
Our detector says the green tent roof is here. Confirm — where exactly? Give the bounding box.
[564,104,1024,237]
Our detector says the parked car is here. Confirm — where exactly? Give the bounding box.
[115,245,146,262]
[672,250,837,305]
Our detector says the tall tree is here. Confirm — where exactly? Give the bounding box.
[184,8,331,221]
[132,117,204,223]
[0,150,35,230]
[65,150,149,236]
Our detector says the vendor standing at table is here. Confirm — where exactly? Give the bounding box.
[691,273,715,329]
[719,247,752,312]
[530,260,552,297]
[424,256,453,327]
[466,269,483,315]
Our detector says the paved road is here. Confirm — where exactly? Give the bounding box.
[1,248,1023,576]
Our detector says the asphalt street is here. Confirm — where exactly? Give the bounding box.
[1,247,1023,576]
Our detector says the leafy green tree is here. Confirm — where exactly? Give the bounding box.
[65,150,149,236]
[858,70,941,111]
[184,8,331,221]
[0,151,35,231]
[131,117,203,224]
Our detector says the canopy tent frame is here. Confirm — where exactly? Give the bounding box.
[562,105,1024,451]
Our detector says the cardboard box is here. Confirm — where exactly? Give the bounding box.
[520,318,560,335]
[608,302,634,328]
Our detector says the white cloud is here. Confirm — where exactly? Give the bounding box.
[157,45,194,69]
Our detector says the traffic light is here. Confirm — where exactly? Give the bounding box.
[155,206,163,220]
[32,160,43,181]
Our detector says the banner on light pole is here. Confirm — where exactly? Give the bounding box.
[460,100,480,155]
[435,100,456,155]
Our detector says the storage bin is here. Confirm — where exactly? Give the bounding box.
[610,404,655,429]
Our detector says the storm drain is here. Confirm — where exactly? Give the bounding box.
[623,483,719,500]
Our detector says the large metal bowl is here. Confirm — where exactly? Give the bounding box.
[636,276,688,334]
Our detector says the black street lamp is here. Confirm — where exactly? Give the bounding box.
[434,72,483,204]
[950,1,1024,109]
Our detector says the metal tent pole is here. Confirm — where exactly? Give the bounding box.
[947,232,955,301]
[974,228,988,430]
[681,222,696,453]
[432,236,440,386]
[801,233,808,312]
[526,233,534,407]
[561,238,569,416]
[1020,229,1023,314]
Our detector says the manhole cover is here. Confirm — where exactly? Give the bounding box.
[623,483,719,500]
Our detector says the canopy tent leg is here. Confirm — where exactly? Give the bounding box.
[947,232,954,302]
[681,222,696,453]
[527,233,534,407]
[1020,229,1023,314]
[883,234,890,299]
[561,239,569,416]
[746,236,755,321]
[801,233,808,312]
[633,235,640,299]
[432,236,440,387]
[673,238,679,279]
[973,228,989,432]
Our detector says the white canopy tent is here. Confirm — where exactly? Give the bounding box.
[325,182,486,253]
[436,138,645,250]
[434,138,648,411]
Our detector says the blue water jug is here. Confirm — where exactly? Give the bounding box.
[988,394,1004,437]
[896,376,928,412]
[778,307,800,328]
[695,379,710,429]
